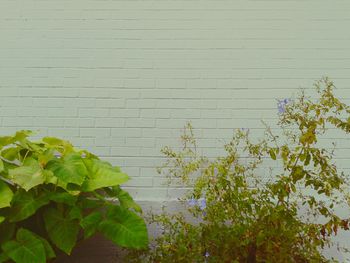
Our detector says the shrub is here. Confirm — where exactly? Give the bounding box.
[0,132,148,263]
[128,78,350,262]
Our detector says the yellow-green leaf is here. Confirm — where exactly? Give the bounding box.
[2,228,46,263]
[46,153,87,186]
[9,158,46,191]
[0,180,13,208]
[99,206,148,249]
[43,207,79,255]
[82,159,129,192]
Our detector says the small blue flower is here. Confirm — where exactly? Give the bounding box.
[205,251,210,257]
[277,98,290,114]
[188,198,197,207]
[199,198,206,211]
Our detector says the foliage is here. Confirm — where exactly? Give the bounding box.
[0,132,148,262]
[127,78,350,262]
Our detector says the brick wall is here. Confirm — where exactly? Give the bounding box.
[1,1,350,201]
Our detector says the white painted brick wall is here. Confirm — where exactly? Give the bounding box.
[0,0,350,201]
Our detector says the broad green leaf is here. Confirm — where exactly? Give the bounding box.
[9,158,46,191]
[43,207,79,255]
[9,190,49,222]
[107,186,142,213]
[46,153,88,186]
[0,159,4,172]
[0,180,13,208]
[0,131,32,150]
[32,233,56,259]
[38,149,55,167]
[0,216,4,224]
[2,228,46,263]
[118,191,142,213]
[42,137,65,146]
[82,159,129,192]
[22,141,42,153]
[0,136,13,148]
[114,166,121,172]
[99,206,148,249]
[43,169,57,184]
[80,211,103,239]
[78,150,98,159]
[2,162,18,176]
[42,137,74,153]
[67,206,82,221]
[13,130,33,142]
[1,147,20,161]
[48,191,77,206]
[43,171,74,195]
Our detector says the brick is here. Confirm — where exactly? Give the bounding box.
[80,128,110,138]
[70,137,95,148]
[95,118,125,128]
[111,147,140,157]
[95,98,125,108]
[2,117,33,127]
[121,167,140,177]
[34,117,65,127]
[110,109,139,118]
[126,99,157,109]
[201,109,232,119]
[141,128,173,138]
[78,108,109,118]
[64,118,95,128]
[124,187,168,201]
[111,128,142,138]
[140,109,171,118]
[48,128,79,137]
[124,177,153,187]
[171,109,201,119]
[126,137,155,148]
[95,137,125,147]
[79,88,111,98]
[139,147,162,157]
[88,146,111,156]
[125,118,155,128]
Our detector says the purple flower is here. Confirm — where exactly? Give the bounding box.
[188,198,197,207]
[199,198,206,211]
[277,98,291,113]
[188,197,206,210]
[205,251,210,257]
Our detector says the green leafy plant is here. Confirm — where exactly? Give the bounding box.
[0,132,148,262]
[127,78,350,262]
